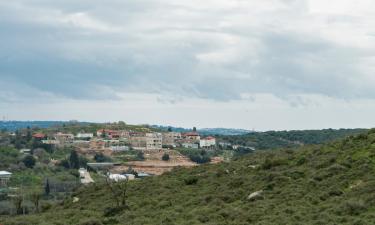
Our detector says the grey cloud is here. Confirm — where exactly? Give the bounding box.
[0,0,374,103]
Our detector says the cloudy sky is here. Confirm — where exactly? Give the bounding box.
[1,0,375,130]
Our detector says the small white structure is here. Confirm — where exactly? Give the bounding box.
[76,133,94,139]
[20,149,31,154]
[42,140,59,145]
[110,146,130,151]
[181,142,199,149]
[0,171,12,186]
[247,190,263,201]
[108,173,127,182]
[124,174,136,180]
[79,168,94,184]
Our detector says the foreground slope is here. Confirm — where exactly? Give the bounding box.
[3,130,375,225]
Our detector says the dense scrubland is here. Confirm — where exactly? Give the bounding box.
[3,129,375,225]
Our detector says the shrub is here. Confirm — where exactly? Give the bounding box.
[22,155,36,168]
[79,219,103,225]
[184,176,198,185]
[162,153,170,161]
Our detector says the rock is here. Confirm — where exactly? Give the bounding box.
[248,165,258,169]
[247,190,263,201]
[73,197,80,203]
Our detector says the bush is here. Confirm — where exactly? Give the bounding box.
[79,219,103,225]
[22,155,36,168]
[162,153,170,161]
[184,176,198,185]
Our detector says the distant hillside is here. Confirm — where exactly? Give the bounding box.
[0,121,89,131]
[218,128,368,150]
[3,129,375,224]
[152,125,252,135]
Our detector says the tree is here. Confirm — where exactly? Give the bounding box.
[60,159,70,169]
[23,155,36,168]
[26,126,32,142]
[193,127,197,132]
[94,153,111,162]
[167,127,172,132]
[69,150,80,169]
[12,195,23,215]
[105,173,129,210]
[44,178,50,196]
[30,191,41,213]
[162,153,170,161]
[136,151,145,161]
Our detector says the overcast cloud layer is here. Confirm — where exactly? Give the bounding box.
[1,0,375,130]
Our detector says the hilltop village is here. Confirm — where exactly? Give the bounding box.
[34,129,217,153]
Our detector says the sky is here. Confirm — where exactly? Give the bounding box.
[1,0,375,131]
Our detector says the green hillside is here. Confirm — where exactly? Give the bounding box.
[3,130,375,225]
[218,128,367,150]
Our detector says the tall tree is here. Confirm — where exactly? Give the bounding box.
[26,126,32,142]
[69,150,80,169]
[44,178,50,196]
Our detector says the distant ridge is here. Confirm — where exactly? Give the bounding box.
[151,125,252,135]
[0,120,88,131]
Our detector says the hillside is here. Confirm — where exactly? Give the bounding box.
[3,130,375,225]
[218,128,367,150]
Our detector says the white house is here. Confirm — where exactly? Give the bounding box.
[200,136,216,148]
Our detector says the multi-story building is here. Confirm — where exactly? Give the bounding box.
[55,133,74,146]
[162,132,182,147]
[129,133,147,150]
[146,133,162,150]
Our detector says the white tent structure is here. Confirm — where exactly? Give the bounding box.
[0,171,12,186]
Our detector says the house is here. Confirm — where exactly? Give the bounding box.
[0,171,12,187]
[162,132,182,147]
[55,133,74,146]
[181,141,199,149]
[200,136,216,149]
[76,133,94,139]
[146,133,162,150]
[97,129,121,139]
[32,133,46,140]
[182,132,201,141]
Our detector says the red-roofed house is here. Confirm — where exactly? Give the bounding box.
[182,132,200,141]
[32,133,46,140]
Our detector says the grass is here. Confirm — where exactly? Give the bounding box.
[3,130,375,224]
